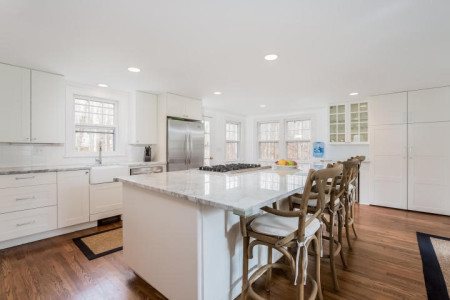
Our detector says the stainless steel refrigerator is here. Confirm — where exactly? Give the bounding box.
[167,118,204,171]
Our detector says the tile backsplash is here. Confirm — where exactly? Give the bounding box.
[0,144,158,167]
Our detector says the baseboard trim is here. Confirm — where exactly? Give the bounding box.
[0,221,97,250]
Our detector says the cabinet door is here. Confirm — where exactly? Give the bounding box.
[166,93,186,118]
[0,64,31,143]
[408,86,450,123]
[133,91,158,144]
[90,182,122,215]
[57,170,90,228]
[369,92,407,126]
[408,122,450,215]
[31,70,65,143]
[184,98,203,121]
[369,124,407,209]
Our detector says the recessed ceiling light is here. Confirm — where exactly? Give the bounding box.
[98,83,108,88]
[128,67,141,73]
[349,92,359,96]
[213,91,222,95]
[264,54,278,61]
[260,104,267,108]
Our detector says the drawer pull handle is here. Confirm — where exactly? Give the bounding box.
[15,176,35,180]
[16,196,36,201]
[16,220,36,227]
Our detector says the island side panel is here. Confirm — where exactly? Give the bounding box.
[200,205,263,300]
[122,184,202,300]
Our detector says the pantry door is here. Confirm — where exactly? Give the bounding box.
[369,124,408,209]
[408,122,450,215]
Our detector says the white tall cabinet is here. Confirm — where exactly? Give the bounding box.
[129,91,158,145]
[0,63,65,144]
[369,87,450,215]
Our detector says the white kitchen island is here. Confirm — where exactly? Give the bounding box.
[116,168,307,300]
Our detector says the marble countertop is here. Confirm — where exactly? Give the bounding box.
[116,168,307,216]
[0,161,166,175]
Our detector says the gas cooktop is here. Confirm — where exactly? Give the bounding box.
[199,163,261,173]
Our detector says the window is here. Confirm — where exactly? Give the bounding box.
[74,96,117,153]
[225,121,240,161]
[285,120,311,161]
[329,104,346,143]
[258,122,280,161]
[350,102,368,142]
[204,119,211,166]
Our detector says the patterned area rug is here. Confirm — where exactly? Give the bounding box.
[417,232,450,300]
[73,227,123,260]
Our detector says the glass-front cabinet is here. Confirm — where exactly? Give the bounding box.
[329,102,369,144]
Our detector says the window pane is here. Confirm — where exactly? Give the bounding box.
[330,106,337,114]
[259,142,279,160]
[287,142,310,161]
[204,120,211,166]
[259,122,279,141]
[75,131,115,152]
[226,122,240,142]
[338,105,345,113]
[226,142,238,161]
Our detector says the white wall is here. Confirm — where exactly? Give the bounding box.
[245,106,369,163]
[0,81,148,168]
[203,108,247,165]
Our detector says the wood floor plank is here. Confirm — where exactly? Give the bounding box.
[0,205,448,299]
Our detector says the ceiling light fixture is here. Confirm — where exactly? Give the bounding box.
[98,83,108,88]
[213,91,222,95]
[128,67,141,73]
[349,92,359,96]
[264,54,278,61]
[260,104,267,108]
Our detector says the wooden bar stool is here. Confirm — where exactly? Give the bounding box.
[240,167,342,300]
[341,160,360,250]
[289,164,346,291]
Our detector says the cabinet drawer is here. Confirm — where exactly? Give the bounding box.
[90,182,123,215]
[0,206,57,242]
[0,172,56,189]
[0,184,57,214]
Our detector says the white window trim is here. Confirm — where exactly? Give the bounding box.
[254,115,314,163]
[65,83,129,158]
[225,120,242,162]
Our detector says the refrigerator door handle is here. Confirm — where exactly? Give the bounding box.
[184,133,188,166]
[189,132,193,165]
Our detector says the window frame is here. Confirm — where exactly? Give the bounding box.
[255,116,314,163]
[284,119,312,161]
[257,121,281,162]
[225,120,241,162]
[73,95,118,153]
[65,83,128,158]
[203,117,212,166]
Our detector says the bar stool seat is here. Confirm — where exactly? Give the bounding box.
[250,213,321,238]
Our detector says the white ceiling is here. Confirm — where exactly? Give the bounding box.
[1,0,450,115]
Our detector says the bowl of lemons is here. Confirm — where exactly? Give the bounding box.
[274,159,298,169]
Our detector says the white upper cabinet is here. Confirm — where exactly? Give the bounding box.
[0,64,31,143]
[369,92,407,126]
[31,70,65,143]
[165,93,203,120]
[408,86,450,123]
[130,91,158,145]
[329,101,368,143]
[0,63,65,144]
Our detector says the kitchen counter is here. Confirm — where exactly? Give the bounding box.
[0,161,166,175]
[116,168,307,216]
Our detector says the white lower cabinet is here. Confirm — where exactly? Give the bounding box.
[90,182,123,221]
[408,122,450,215]
[0,206,57,242]
[57,170,90,228]
[369,124,408,209]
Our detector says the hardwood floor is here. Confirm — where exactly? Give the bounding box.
[0,204,448,299]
